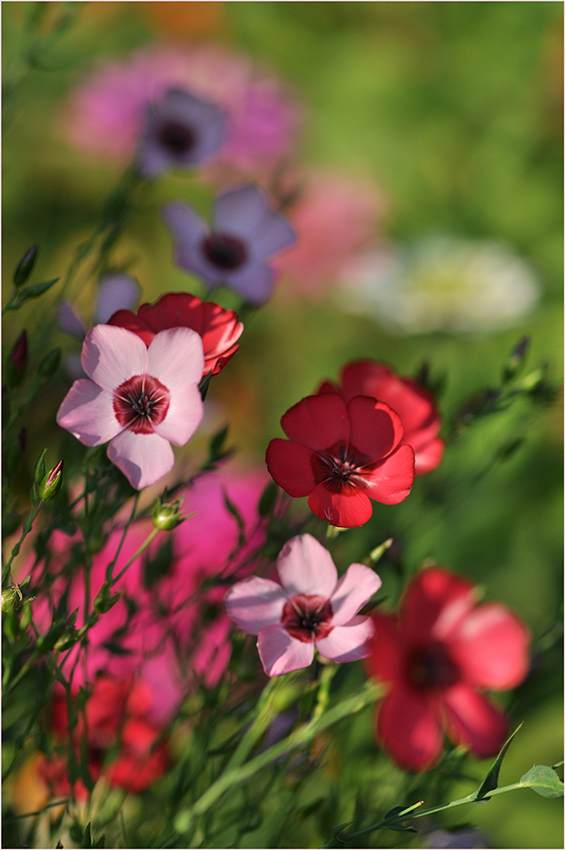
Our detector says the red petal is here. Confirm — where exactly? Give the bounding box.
[266,439,316,497]
[280,393,349,451]
[365,612,405,684]
[441,683,508,758]
[347,396,404,459]
[138,293,204,335]
[399,567,475,645]
[376,686,444,772]
[107,310,154,346]
[308,482,372,527]
[412,436,445,476]
[362,445,415,504]
[450,603,530,690]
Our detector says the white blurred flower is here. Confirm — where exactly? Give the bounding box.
[339,237,540,334]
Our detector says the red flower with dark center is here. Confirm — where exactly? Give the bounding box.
[266,393,415,527]
[108,292,243,376]
[365,567,530,772]
[280,594,334,643]
[113,374,170,434]
[318,360,444,475]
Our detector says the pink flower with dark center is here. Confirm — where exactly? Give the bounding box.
[266,393,415,527]
[108,291,243,376]
[317,360,444,475]
[136,87,227,178]
[225,534,382,676]
[162,185,296,303]
[56,324,204,489]
[366,567,530,772]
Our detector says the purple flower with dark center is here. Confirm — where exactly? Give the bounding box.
[137,87,227,178]
[162,185,296,304]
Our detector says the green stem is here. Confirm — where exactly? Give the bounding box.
[2,500,42,585]
[113,528,160,583]
[104,493,140,583]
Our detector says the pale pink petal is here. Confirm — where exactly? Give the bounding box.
[107,430,174,490]
[329,563,382,625]
[147,327,205,392]
[257,623,314,676]
[57,380,121,445]
[276,534,337,599]
[82,325,148,392]
[153,383,203,446]
[224,576,287,635]
[315,617,375,662]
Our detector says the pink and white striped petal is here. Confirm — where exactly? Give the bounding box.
[276,534,337,599]
[82,325,148,392]
[107,430,175,490]
[224,577,287,635]
[57,380,121,446]
[257,624,315,677]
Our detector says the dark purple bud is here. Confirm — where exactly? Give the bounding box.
[7,331,28,387]
[14,244,39,287]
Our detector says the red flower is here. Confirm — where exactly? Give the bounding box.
[318,360,444,475]
[108,292,243,375]
[266,393,415,527]
[366,567,530,772]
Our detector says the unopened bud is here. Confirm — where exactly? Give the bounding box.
[2,586,21,613]
[152,497,189,530]
[503,336,530,382]
[7,331,28,387]
[34,449,47,485]
[93,585,123,614]
[37,347,61,379]
[520,364,548,393]
[13,244,39,287]
[38,460,63,501]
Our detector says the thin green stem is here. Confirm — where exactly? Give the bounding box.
[104,492,140,583]
[113,528,160,583]
[2,501,42,585]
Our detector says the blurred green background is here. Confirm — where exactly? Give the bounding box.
[2,2,563,847]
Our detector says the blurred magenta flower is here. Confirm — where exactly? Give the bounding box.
[266,393,415,527]
[225,533,381,676]
[366,567,530,772]
[63,43,300,173]
[108,291,243,376]
[162,185,296,303]
[317,360,444,475]
[136,87,227,177]
[275,172,385,299]
[57,325,204,489]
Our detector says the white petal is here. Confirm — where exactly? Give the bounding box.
[107,430,174,490]
[276,534,337,599]
[81,325,148,392]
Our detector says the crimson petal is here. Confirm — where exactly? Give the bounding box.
[266,439,316,497]
[308,481,373,527]
[280,393,349,452]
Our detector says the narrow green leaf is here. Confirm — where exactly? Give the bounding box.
[520,765,564,798]
[10,278,59,308]
[223,490,245,546]
[319,822,351,848]
[382,802,421,832]
[476,722,523,800]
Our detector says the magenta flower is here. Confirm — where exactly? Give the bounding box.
[136,87,227,178]
[225,534,382,677]
[56,324,204,489]
[162,185,296,303]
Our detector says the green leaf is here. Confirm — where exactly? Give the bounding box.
[520,765,564,798]
[476,722,523,800]
[223,490,246,546]
[382,803,421,832]
[10,278,59,309]
[319,822,351,848]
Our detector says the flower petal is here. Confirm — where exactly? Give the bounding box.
[316,617,375,662]
[266,439,316,497]
[214,185,296,260]
[347,396,404,459]
[108,310,155,346]
[308,482,373,527]
[221,264,275,304]
[377,686,444,772]
[57,380,121,446]
[147,327,205,392]
[81,325,148,392]
[361,445,415,505]
[224,576,287,635]
[107,430,174,490]
[413,436,445,476]
[450,604,530,690]
[257,623,314,677]
[162,202,208,249]
[441,683,508,758]
[399,567,475,645]
[280,393,349,452]
[330,563,382,625]
[276,534,337,598]
[365,612,405,684]
[95,274,141,324]
[153,382,203,446]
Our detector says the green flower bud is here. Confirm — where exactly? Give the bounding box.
[13,244,39,287]
[37,347,61,379]
[93,584,123,614]
[37,461,63,501]
[152,497,189,530]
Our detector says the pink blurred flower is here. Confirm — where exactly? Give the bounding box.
[225,533,381,676]
[162,185,296,303]
[63,43,300,173]
[57,324,204,489]
[274,172,385,299]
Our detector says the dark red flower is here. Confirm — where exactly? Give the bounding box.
[266,393,415,527]
[318,360,444,475]
[108,292,243,375]
[365,567,530,772]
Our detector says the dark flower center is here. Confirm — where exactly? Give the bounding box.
[281,593,333,643]
[113,374,170,435]
[158,121,196,156]
[406,645,459,691]
[202,233,247,271]
[312,444,367,492]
